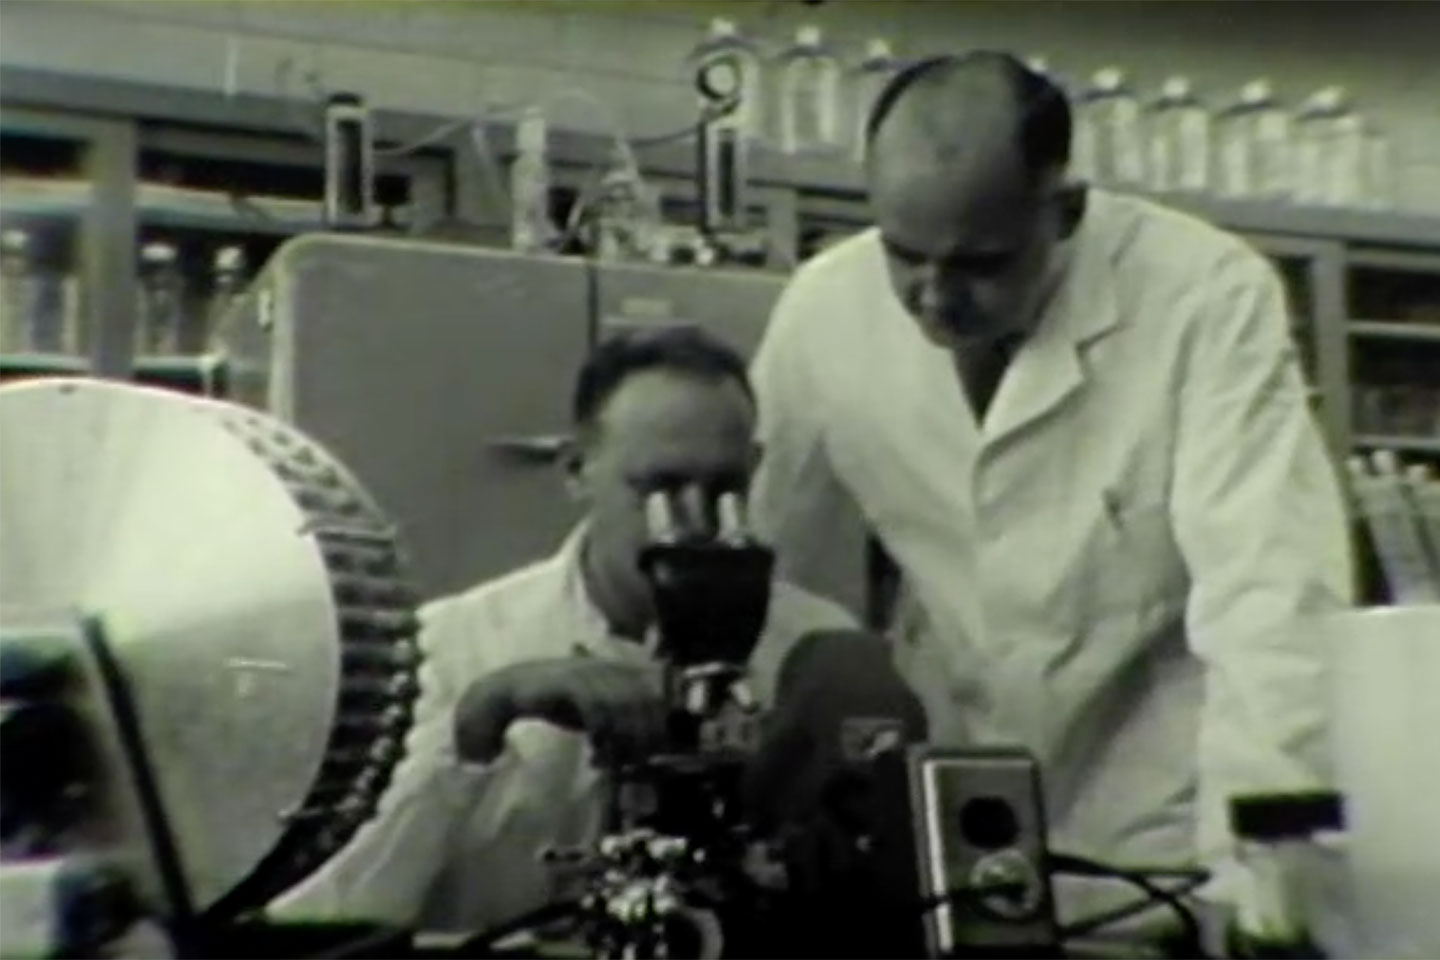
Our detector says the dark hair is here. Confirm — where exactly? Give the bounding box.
[863,50,1072,177]
[572,325,755,432]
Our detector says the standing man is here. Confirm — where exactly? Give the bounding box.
[748,50,1352,917]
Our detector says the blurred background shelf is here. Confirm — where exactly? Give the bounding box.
[1,176,326,235]
[2,64,1439,464]
[0,351,89,374]
[1353,434,1440,456]
[1350,320,1440,342]
[132,352,228,396]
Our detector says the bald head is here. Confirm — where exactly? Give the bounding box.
[863,52,1082,353]
[865,51,1071,187]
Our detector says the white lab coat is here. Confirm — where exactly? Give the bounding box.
[748,191,1353,890]
[268,525,855,933]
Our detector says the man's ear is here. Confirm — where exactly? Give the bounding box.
[1056,183,1087,240]
[561,440,589,501]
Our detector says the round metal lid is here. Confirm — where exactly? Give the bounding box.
[0,379,420,916]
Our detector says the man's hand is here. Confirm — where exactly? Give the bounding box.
[454,658,668,766]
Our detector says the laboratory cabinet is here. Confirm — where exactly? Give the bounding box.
[219,235,593,600]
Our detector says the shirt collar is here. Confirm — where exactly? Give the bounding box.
[555,522,655,663]
[1042,189,1123,346]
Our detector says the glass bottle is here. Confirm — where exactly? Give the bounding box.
[1147,76,1212,195]
[776,25,843,156]
[1218,80,1293,202]
[1226,791,1345,959]
[1294,88,1337,207]
[1,228,36,354]
[1078,67,1146,189]
[1363,123,1395,212]
[593,150,662,264]
[848,38,903,164]
[1327,110,1368,209]
[205,245,248,351]
[135,242,185,357]
[685,18,767,142]
[510,107,558,254]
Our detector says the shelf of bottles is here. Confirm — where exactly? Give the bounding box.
[673,20,1403,213]
[0,129,88,375]
[123,145,420,395]
[1,110,441,395]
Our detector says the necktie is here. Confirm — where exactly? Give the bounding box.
[955,334,1020,424]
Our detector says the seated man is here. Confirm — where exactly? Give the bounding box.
[270,326,856,934]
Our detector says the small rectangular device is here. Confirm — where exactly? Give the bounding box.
[698,116,748,234]
[324,93,376,231]
[908,746,1060,958]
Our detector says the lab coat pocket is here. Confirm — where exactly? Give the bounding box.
[1083,494,1180,625]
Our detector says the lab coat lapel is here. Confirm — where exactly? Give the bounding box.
[982,227,1121,447]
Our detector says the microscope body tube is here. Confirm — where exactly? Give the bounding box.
[645,488,755,545]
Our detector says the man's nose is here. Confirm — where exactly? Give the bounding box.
[916,267,977,316]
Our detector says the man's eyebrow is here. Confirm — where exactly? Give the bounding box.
[627,467,747,488]
[880,235,926,262]
[881,234,1021,264]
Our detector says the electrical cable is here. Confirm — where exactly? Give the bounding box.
[630,123,704,149]
[1059,875,1208,937]
[467,117,513,213]
[353,82,733,254]
[374,118,475,159]
[269,62,725,250]
[508,88,638,178]
[533,89,745,252]
[918,880,1032,915]
[1048,852,1209,954]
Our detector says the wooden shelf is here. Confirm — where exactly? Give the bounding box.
[1353,434,1440,455]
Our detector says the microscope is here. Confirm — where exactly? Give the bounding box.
[539,486,779,960]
